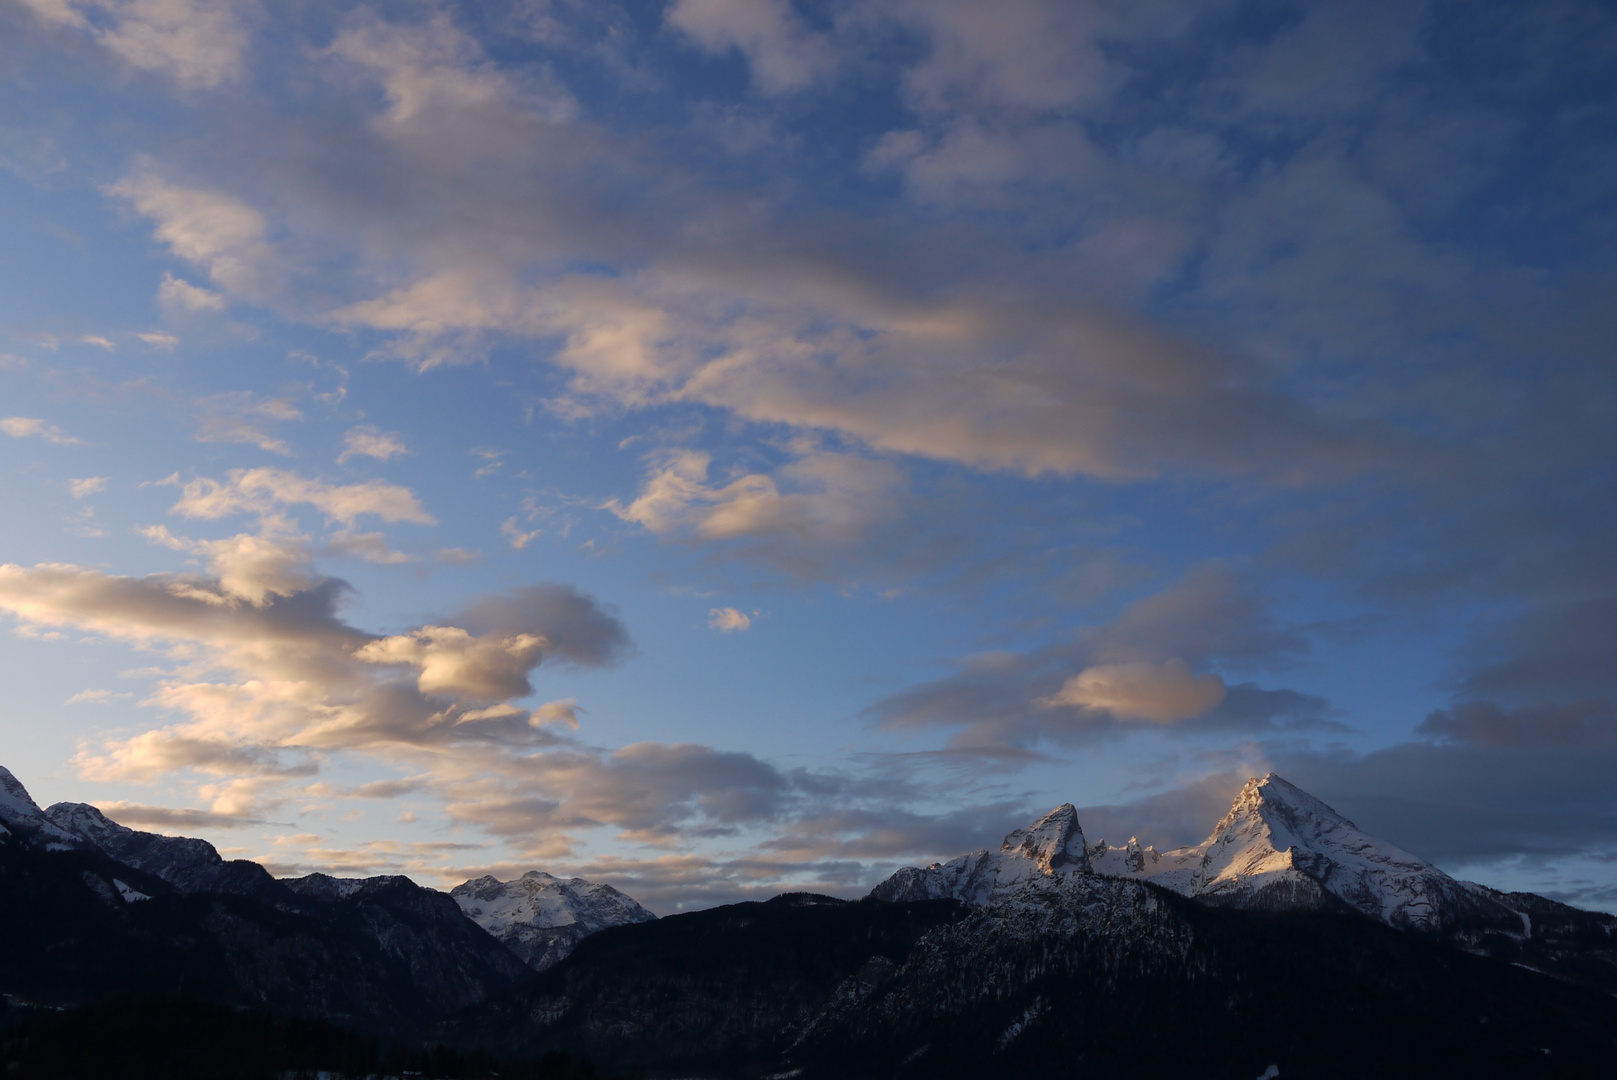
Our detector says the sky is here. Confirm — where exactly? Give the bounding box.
[1,0,1615,915]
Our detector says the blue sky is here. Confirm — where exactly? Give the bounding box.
[1,0,1615,913]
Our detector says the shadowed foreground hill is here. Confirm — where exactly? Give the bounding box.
[0,838,525,1035]
[445,884,1617,1080]
[450,893,969,1073]
[0,998,619,1080]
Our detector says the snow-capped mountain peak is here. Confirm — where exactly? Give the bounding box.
[451,870,656,971]
[868,803,1090,905]
[1000,803,1090,875]
[1090,773,1517,931]
[875,774,1534,936]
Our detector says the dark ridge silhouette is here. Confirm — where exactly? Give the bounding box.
[0,998,622,1080]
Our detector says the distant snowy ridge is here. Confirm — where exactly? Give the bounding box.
[872,773,1540,937]
[451,870,656,971]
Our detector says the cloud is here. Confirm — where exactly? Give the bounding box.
[1,416,82,445]
[192,394,302,455]
[135,5,1376,490]
[193,420,291,455]
[171,468,435,527]
[1039,658,1226,724]
[500,517,540,549]
[1270,734,1617,908]
[611,449,904,544]
[1418,699,1617,749]
[69,476,108,499]
[878,0,1124,117]
[338,425,408,464]
[15,0,246,88]
[11,0,1617,907]
[66,688,133,705]
[606,448,934,582]
[871,563,1314,753]
[443,740,792,840]
[666,0,836,94]
[325,10,571,130]
[108,168,279,300]
[158,272,225,312]
[142,526,314,605]
[514,275,1372,484]
[1457,595,1617,704]
[349,777,429,800]
[453,583,631,669]
[356,626,554,704]
[0,552,664,885]
[756,798,1029,867]
[0,548,1209,901]
[530,699,582,730]
[325,530,412,566]
[96,801,263,830]
[135,330,179,347]
[0,561,624,771]
[709,607,751,632]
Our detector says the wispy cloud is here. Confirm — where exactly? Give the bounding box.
[66,688,133,705]
[15,0,247,88]
[171,467,434,528]
[1,416,82,445]
[338,426,408,464]
[708,607,751,632]
[68,476,107,499]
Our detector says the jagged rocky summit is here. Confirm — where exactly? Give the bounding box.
[869,802,1091,905]
[451,870,657,970]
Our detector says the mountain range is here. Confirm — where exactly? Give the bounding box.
[872,773,1612,989]
[0,765,649,1035]
[4,764,1617,1078]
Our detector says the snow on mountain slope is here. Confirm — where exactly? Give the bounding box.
[0,766,86,850]
[868,803,1090,905]
[872,774,1529,936]
[451,870,657,971]
[1088,774,1511,930]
